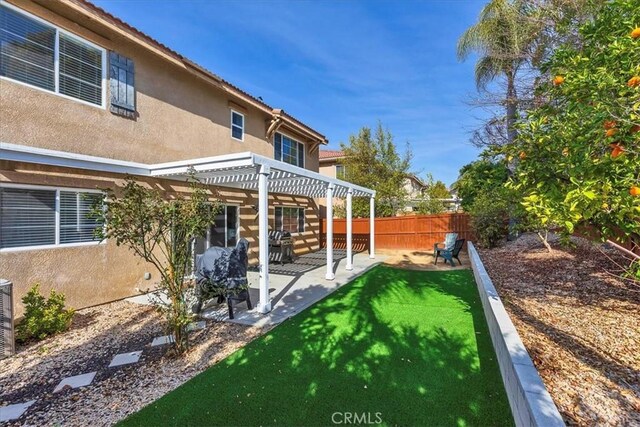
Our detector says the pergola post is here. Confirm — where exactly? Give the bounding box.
[346,188,353,271]
[369,196,375,259]
[257,164,271,313]
[325,183,335,280]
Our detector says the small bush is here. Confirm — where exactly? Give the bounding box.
[16,284,74,343]
[469,191,510,248]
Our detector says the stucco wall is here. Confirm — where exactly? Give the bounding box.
[0,161,320,316]
[318,160,345,210]
[0,0,319,172]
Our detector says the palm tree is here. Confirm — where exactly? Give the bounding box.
[457,0,540,145]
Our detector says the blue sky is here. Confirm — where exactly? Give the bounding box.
[93,0,488,185]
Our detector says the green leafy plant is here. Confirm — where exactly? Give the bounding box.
[16,284,74,342]
[453,159,510,211]
[468,190,511,248]
[92,176,219,355]
[339,122,413,217]
[415,175,451,215]
[509,0,640,248]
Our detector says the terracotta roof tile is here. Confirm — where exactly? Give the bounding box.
[319,150,345,160]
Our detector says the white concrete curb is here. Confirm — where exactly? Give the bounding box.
[468,242,565,427]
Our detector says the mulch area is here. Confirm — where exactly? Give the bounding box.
[0,300,265,426]
[478,233,640,426]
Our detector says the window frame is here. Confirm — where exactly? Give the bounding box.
[230,109,244,141]
[274,131,305,168]
[274,206,305,234]
[0,183,106,252]
[0,1,107,109]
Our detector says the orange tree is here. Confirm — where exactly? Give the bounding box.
[508,0,639,245]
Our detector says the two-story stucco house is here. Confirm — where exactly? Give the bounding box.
[0,0,375,315]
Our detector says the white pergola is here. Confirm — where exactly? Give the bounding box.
[1,143,376,314]
[148,152,376,313]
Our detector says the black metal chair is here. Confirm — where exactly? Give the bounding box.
[193,238,252,319]
[434,239,465,266]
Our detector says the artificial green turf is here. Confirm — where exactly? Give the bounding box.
[120,266,513,427]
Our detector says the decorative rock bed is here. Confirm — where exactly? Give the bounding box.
[0,300,264,426]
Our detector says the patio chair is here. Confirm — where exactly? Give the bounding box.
[433,233,458,262]
[434,239,465,266]
[193,238,252,319]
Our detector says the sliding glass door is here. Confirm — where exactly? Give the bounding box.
[191,205,239,273]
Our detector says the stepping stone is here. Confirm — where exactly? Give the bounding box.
[187,320,206,331]
[0,400,36,422]
[53,371,97,393]
[151,335,174,347]
[108,350,142,367]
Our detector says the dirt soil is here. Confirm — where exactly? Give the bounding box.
[380,248,470,271]
[479,233,640,426]
[0,300,265,426]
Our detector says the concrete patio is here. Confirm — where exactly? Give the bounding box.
[128,250,385,328]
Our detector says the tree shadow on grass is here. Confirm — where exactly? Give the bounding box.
[120,266,513,427]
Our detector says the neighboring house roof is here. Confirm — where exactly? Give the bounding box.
[319,150,346,162]
[406,174,426,189]
[60,0,327,144]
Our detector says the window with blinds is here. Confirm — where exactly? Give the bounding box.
[274,207,305,233]
[0,187,104,250]
[0,188,56,249]
[0,5,55,91]
[59,191,103,244]
[0,4,104,106]
[59,33,102,105]
[274,133,305,167]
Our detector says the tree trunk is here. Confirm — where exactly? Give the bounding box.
[506,71,518,145]
[506,71,520,241]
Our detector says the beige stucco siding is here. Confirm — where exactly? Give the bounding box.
[0,161,320,316]
[0,0,319,172]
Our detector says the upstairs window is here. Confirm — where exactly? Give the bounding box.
[0,3,105,106]
[231,110,244,141]
[274,133,304,167]
[275,207,305,234]
[0,186,104,250]
[336,164,346,179]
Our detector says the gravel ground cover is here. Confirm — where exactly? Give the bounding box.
[479,233,640,426]
[0,300,264,426]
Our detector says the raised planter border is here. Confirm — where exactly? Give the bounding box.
[468,242,565,427]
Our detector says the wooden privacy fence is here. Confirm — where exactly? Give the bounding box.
[320,213,474,252]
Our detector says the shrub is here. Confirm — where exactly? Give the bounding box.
[16,284,75,342]
[469,191,510,248]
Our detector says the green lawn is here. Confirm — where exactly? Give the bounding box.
[120,266,513,427]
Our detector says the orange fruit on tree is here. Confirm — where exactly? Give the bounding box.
[519,151,527,160]
[628,76,640,88]
[630,186,640,196]
[553,75,565,86]
[632,27,640,39]
[605,128,618,137]
[631,124,640,134]
[610,144,625,158]
[604,120,617,130]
